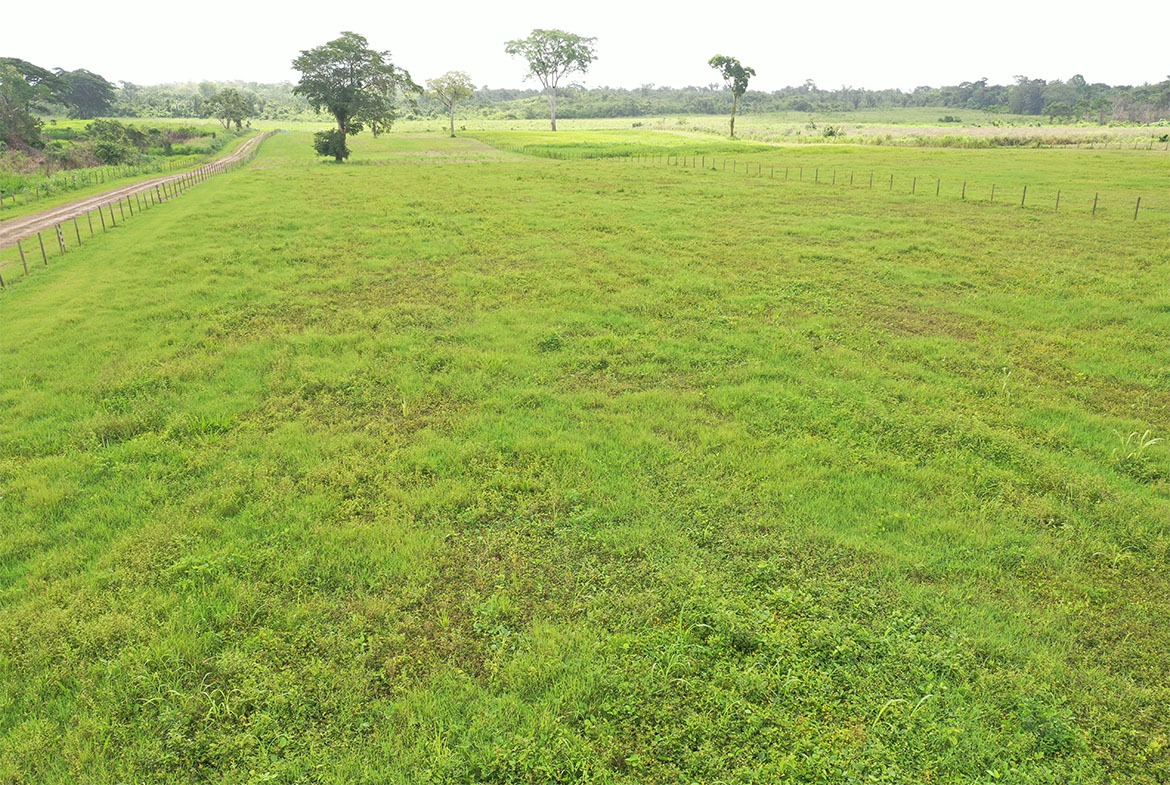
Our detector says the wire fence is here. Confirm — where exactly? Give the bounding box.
[489,143,1166,222]
[0,159,192,212]
[0,133,272,291]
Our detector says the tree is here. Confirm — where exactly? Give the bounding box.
[291,31,418,161]
[505,29,597,131]
[427,71,475,137]
[1009,75,1047,115]
[206,88,252,131]
[56,68,116,118]
[708,55,755,138]
[0,59,65,150]
[0,63,44,149]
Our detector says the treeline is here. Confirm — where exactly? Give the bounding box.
[98,75,1170,125]
[112,81,309,121]
[463,76,1170,123]
[5,53,1170,164]
[1,58,256,159]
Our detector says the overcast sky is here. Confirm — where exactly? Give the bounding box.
[3,0,1165,92]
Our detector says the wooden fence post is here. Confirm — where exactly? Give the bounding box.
[74,218,82,246]
[18,240,28,275]
[1021,185,1027,207]
[38,233,48,265]
[1134,197,1141,220]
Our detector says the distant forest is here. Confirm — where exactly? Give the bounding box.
[112,75,1170,125]
[4,54,1169,165]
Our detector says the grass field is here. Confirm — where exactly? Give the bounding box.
[1,130,1168,783]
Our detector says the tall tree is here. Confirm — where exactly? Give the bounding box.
[206,88,253,131]
[1009,75,1047,115]
[0,59,66,150]
[291,31,418,161]
[56,68,116,118]
[505,29,596,131]
[427,71,475,137]
[0,63,44,149]
[708,55,755,138]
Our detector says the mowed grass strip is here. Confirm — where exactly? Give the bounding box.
[0,130,1167,783]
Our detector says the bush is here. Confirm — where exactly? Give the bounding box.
[312,129,350,161]
[93,138,135,165]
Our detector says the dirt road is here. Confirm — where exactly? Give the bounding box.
[0,132,272,251]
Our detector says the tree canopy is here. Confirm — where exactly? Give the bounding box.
[427,71,475,137]
[291,31,418,161]
[708,55,755,137]
[505,29,596,131]
[206,88,253,131]
[1,65,41,149]
[56,68,116,118]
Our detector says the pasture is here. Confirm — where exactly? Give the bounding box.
[0,128,1167,783]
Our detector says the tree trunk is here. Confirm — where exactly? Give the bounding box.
[730,94,738,138]
[449,105,456,137]
[547,89,558,131]
[335,113,349,162]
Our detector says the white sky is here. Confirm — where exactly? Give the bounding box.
[3,0,1165,92]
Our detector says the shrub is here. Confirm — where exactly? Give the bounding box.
[312,129,350,161]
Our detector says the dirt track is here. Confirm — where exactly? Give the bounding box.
[0,133,271,251]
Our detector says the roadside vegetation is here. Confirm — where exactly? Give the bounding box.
[0,121,250,219]
[1,129,1166,782]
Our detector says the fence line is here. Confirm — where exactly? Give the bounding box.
[488,143,1161,221]
[0,133,273,292]
[0,159,192,212]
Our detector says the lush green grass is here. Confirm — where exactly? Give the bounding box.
[1,131,1168,783]
[468,129,1167,221]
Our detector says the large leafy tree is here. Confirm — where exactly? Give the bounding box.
[505,29,596,131]
[426,71,475,137]
[206,87,253,131]
[0,59,61,149]
[291,32,418,161]
[708,55,755,138]
[56,68,116,118]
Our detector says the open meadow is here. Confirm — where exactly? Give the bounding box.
[1,128,1168,783]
